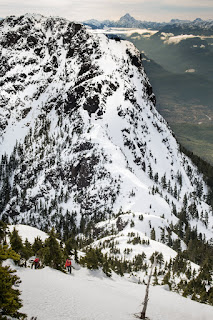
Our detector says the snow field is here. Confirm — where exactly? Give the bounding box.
[5,259,213,320]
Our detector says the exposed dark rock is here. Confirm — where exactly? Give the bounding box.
[52,56,58,68]
[76,155,99,188]
[144,82,156,106]
[43,64,52,73]
[27,35,38,47]
[73,142,93,153]
[63,23,82,45]
[126,49,141,68]
[116,216,128,231]
[64,92,78,113]
[66,47,74,58]
[78,63,92,76]
[83,95,100,115]
[2,31,21,47]
[34,47,44,57]
[0,56,11,77]
[21,107,31,118]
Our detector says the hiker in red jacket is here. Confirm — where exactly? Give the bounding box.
[65,259,72,274]
[33,258,40,269]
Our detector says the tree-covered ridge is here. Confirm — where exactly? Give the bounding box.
[180,144,213,208]
[1,219,213,307]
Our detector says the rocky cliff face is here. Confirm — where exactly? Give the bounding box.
[0,14,212,246]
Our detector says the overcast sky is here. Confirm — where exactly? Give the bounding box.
[1,0,213,22]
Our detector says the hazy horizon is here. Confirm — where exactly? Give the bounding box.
[0,0,213,23]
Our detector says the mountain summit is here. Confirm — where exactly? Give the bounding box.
[118,13,138,26]
[0,14,212,246]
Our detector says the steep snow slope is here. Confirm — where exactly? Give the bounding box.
[4,259,213,320]
[0,14,212,249]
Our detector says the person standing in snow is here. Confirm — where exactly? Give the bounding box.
[33,258,40,269]
[65,259,72,274]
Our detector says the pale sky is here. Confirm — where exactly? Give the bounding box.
[1,0,213,22]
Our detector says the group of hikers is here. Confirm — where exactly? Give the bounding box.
[31,257,72,274]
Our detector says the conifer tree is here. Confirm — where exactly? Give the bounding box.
[102,254,112,277]
[160,228,165,243]
[41,228,65,270]
[74,248,79,263]
[150,227,156,240]
[65,237,75,256]
[0,223,26,319]
[0,220,7,243]
[80,247,103,270]
[10,228,24,258]
[22,239,33,261]
[32,236,43,255]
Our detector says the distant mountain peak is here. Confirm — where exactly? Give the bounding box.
[120,13,135,20]
[170,18,190,24]
[117,13,140,27]
[194,17,203,22]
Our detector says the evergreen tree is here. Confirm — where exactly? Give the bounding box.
[10,228,24,258]
[161,174,167,189]
[22,239,33,261]
[150,227,156,240]
[41,228,65,270]
[74,248,79,263]
[80,247,103,270]
[65,237,76,256]
[160,228,165,243]
[32,236,43,255]
[102,254,112,277]
[0,223,26,319]
[154,172,158,183]
[148,165,153,180]
[162,271,171,289]
[0,220,7,243]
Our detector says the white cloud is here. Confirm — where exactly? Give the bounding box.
[185,69,196,73]
[90,28,158,37]
[163,34,196,44]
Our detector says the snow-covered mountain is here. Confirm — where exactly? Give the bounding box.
[83,14,213,34]
[159,19,213,36]
[0,13,213,268]
[118,13,140,28]
[84,14,165,30]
